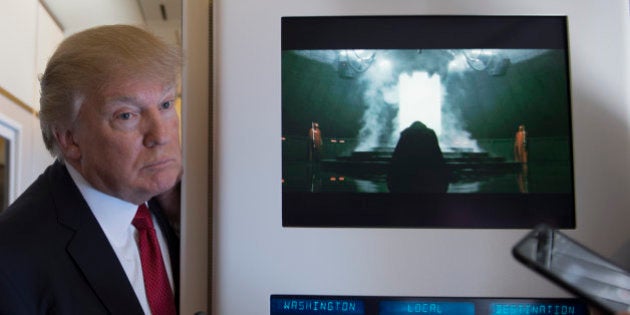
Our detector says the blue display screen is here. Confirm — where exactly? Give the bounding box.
[380,301,474,315]
[271,297,365,315]
[270,295,589,315]
[490,302,583,315]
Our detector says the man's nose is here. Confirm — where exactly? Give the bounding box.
[143,112,170,147]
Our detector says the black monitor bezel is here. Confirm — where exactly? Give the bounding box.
[281,15,575,229]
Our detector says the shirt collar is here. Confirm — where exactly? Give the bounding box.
[66,164,140,246]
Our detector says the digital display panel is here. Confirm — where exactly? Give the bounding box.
[270,295,589,315]
[380,301,474,315]
[271,297,365,315]
[281,16,575,228]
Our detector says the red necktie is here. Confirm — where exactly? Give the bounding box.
[133,204,177,315]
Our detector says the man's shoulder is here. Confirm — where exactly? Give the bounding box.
[2,164,55,214]
[0,162,71,240]
[0,166,81,276]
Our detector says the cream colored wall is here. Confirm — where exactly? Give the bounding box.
[213,1,630,314]
[35,4,65,111]
[0,0,37,106]
[0,0,60,200]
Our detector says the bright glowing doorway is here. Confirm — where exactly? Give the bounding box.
[396,71,443,141]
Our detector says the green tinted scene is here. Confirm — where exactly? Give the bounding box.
[282,49,573,194]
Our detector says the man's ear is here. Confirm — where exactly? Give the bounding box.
[54,128,81,161]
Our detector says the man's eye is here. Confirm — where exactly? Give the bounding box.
[161,101,173,110]
[117,112,133,120]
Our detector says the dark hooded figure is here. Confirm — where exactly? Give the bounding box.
[387,121,449,193]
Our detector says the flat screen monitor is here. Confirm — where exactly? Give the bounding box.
[281,16,575,228]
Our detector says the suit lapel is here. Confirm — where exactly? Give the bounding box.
[66,222,145,315]
[50,162,144,315]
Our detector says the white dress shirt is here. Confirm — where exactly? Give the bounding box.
[66,164,174,315]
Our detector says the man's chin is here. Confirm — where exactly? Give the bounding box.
[150,174,180,196]
[131,167,180,200]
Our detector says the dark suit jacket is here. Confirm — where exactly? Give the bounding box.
[0,161,179,315]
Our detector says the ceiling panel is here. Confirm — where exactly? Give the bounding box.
[41,0,181,44]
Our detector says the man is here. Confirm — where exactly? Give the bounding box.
[387,121,449,193]
[514,124,528,163]
[307,122,323,162]
[0,25,182,314]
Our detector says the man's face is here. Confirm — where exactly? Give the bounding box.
[67,76,182,205]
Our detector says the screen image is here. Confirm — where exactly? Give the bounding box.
[270,295,589,315]
[282,16,575,228]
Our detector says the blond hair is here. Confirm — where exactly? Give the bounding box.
[39,24,182,159]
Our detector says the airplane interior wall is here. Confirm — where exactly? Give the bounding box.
[0,1,62,198]
[211,1,630,314]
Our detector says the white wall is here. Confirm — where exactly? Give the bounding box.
[44,0,144,36]
[0,0,38,106]
[213,0,630,314]
[35,4,65,111]
[0,0,58,198]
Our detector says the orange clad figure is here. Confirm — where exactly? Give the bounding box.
[514,124,528,163]
[308,122,323,162]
